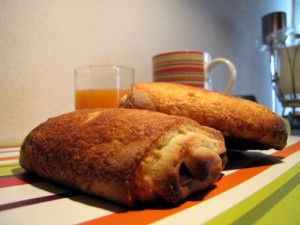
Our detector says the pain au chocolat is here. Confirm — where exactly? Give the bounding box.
[20,108,226,206]
[120,82,287,150]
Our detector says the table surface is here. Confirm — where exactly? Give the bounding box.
[1,136,300,225]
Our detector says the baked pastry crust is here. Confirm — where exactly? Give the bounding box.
[120,82,287,150]
[20,108,226,206]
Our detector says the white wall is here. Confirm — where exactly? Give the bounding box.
[230,0,291,110]
[0,0,290,143]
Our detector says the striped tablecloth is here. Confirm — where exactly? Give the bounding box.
[1,136,299,225]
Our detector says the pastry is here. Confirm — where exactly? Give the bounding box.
[120,82,287,150]
[20,108,226,206]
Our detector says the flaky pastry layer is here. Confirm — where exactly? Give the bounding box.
[120,82,287,150]
[20,108,226,206]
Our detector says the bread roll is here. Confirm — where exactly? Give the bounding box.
[120,82,287,150]
[20,108,226,206]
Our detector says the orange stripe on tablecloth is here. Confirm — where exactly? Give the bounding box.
[81,141,300,225]
[0,144,21,149]
[0,156,19,161]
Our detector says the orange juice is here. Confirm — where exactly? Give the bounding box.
[75,89,128,109]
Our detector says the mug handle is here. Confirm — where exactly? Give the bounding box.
[205,58,236,95]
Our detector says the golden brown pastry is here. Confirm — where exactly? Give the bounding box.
[120,82,287,150]
[20,108,226,206]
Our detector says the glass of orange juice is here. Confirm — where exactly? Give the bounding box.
[74,65,134,109]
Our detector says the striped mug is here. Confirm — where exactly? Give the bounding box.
[152,50,236,94]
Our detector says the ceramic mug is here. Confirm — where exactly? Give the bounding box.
[152,50,236,94]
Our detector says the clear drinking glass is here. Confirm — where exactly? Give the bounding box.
[74,65,134,109]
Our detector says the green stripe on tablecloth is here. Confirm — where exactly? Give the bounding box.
[0,163,22,177]
[254,180,300,224]
[205,162,300,225]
